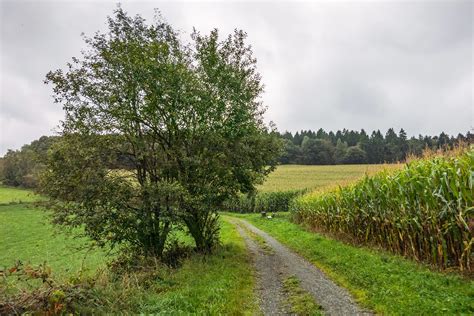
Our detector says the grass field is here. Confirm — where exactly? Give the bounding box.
[230,213,474,315]
[0,187,104,278]
[0,187,257,314]
[257,164,399,192]
[0,203,107,278]
[0,186,43,204]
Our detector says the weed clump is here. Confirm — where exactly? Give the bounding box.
[0,262,102,315]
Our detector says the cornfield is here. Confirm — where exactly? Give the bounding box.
[292,148,474,271]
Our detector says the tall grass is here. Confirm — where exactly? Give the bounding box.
[292,148,473,271]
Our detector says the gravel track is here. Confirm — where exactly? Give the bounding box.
[232,217,372,316]
[233,221,291,315]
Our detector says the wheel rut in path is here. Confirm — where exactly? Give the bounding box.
[231,217,372,316]
[232,219,291,315]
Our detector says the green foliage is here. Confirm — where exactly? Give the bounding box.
[224,189,306,213]
[302,138,334,165]
[1,149,36,188]
[342,145,367,164]
[333,138,348,164]
[230,213,474,315]
[292,149,474,270]
[42,7,281,256]
[279,128,472,165]
[40,134,180,256]
[0,136,58,188]
[279,139,303,164]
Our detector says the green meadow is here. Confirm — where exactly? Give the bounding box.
[0,187,256,314]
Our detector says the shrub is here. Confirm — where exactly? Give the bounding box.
[0,262,103,315]
[224,189,306,213]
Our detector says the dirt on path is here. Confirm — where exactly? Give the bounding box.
[231,217,372,316]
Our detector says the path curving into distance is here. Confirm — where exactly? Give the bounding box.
[230,217,372,316]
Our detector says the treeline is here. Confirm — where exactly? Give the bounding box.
[0,136,58,188]
[0,135,133,188]
[279,128,473,165]
[1,129,472,188]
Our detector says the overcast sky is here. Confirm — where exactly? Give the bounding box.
[0,0,472,155]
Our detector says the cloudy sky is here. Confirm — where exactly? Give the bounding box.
[0,0,472,155]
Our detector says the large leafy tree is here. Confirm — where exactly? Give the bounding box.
[42,7,281,256]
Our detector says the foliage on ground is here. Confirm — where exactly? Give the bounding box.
[292,148,474,270]
[229,213,474,315]
[0,261,104,314]
[137,220,258,314]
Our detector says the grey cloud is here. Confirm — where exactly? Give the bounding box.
[1,0,472,155]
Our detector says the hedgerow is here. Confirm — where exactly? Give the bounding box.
[224,189,306,213]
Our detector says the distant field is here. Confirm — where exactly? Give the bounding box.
[258,164,400,192]
[111,165,401,193]
[0,186,43,204]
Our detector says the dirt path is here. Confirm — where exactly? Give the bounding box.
[231,217,371,316]
[233,221,291,315]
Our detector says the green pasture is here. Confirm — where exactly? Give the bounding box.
[0,186,257,314]
[0,186,43,205]
[0,203,107,278]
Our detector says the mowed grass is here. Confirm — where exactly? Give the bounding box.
[0,186,44,204]
[0,186,258,314]
[257,164,399,192]
[229,213,474,315]
[0,203,107,279]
